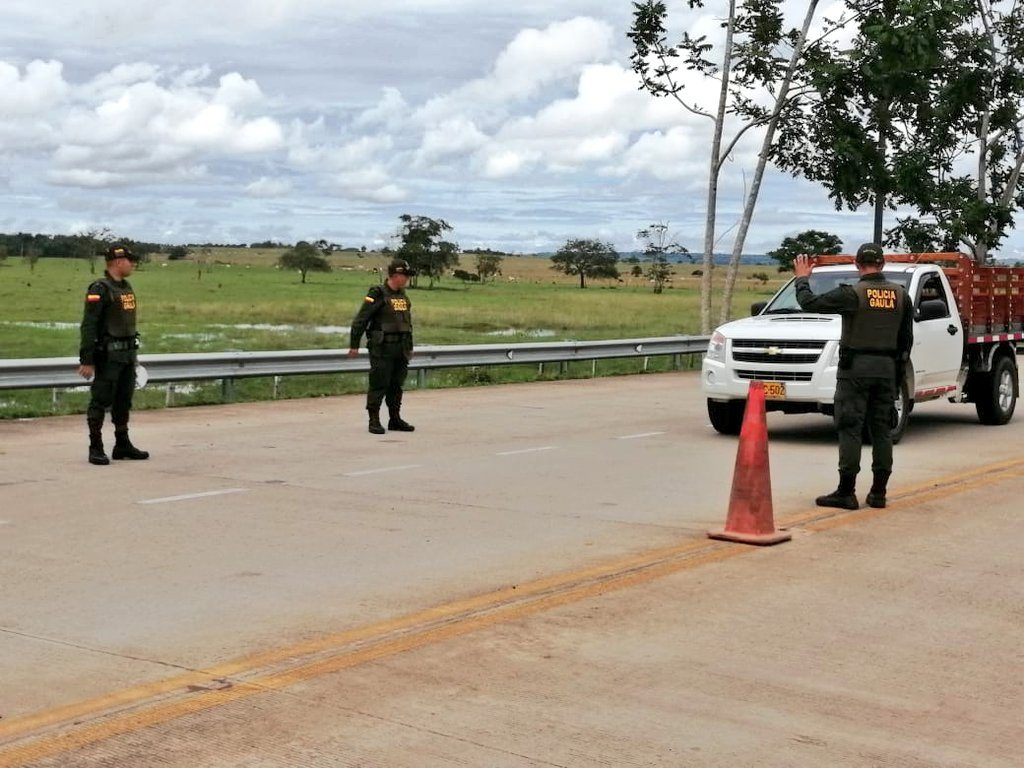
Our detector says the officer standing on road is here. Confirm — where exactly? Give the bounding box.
[347,259,417,435]
[793,244,913,509]
[77,245,150,465]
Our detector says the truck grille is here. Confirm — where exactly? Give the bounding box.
[731,339,827,364]
[736,370,813,382]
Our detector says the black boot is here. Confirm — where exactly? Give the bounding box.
[112,430,149,460]
[88,419,109,466]
[387,406,414,432]
[815,472,858,510]
[368,408,386,435]
[866,470,891,508]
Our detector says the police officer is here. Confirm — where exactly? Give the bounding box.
[793,244,913,509]
[347,259,416,434]
[77,245,149,465]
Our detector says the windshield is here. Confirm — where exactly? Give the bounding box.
[763,270,912,314]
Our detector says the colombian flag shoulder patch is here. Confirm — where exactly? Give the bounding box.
[86,294,102,303]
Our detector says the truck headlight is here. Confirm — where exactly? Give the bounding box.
[707,331,726,362]
[827,343,841,367]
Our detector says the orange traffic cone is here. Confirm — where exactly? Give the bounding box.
[708,381,791,546]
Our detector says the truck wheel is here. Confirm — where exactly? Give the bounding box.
[707,399,745,435]
[861,381,910,444]
[975,355,1018,425]
[890,381,910,444]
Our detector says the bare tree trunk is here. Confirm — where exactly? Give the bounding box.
[719,0,819,325]
[976,108,992,262]
[699,0,737,335]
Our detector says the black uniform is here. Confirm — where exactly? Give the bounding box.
[350,281,414,417]
[80,272,140,430]
[795,272,913,483]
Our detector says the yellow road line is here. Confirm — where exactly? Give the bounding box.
[3,456,1023,766]
[0,538,717,743]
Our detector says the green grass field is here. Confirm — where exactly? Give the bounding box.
[0,250,784,418]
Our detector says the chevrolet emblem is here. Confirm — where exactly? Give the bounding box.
[766,346,781,356]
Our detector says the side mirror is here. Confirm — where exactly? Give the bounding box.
[751,301,768,316]
[915,299,948,322]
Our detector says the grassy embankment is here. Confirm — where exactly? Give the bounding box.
[0,250,784,418]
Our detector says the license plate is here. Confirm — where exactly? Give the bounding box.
[762,381,786,400]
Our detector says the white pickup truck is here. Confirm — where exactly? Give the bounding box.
[701,253,1021,440]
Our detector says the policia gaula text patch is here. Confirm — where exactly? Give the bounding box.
[866,287,897,310]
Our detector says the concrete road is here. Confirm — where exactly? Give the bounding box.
[1,372,1022,766]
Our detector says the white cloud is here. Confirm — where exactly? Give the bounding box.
[0,60,67,116]
[45,67,286,188]
[246,176,293,197]
[355,87,409,130]
[328,167,407,203]
[415,17,614,126]
[609,128,702,182]
[415,117,488,167]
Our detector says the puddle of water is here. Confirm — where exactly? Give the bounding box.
[1,321,78,330]
[209,323,349,334]
[486,328,557,338]
[168,384,202,395]
[161,333,223,342]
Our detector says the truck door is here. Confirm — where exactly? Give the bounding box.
[911,271,963,392]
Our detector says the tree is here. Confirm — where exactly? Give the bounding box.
[278,241,332,284]
[770,0,994,255]
[893,0,1024,261]
[74,227,114,274]
[630,0,823,329]
[20,236,39,272]
[452,268,481,284]
[167,245,190,260]
[195,247,214,280]
[637,223,688,293]
[550,238,620,288]
[475,252,503,282]
[394,214,460,287]
[767,230,843,271]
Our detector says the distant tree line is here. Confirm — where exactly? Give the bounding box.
[0,232,161,273]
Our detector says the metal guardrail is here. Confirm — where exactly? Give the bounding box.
[0,336,711,391]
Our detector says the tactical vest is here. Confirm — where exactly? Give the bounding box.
[372,284,413,334]
[96,274,138,338]
[841,278,904,354]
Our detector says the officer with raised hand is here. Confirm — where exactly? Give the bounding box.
[793,244,913,509]
[348,259,416,435]
[78,245,149,465]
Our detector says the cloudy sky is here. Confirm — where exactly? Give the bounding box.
[3,0,1019,256]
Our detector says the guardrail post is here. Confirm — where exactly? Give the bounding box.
[221,377,236,403]
[272,376,281,399]
[417,369,427,388]
[591,359,597,377]
[642,356,650,373]
[559,361,568,376]
[165,384,174,407]
[538,362,544,376]
[672,354,681,370]
[51,388,59,411]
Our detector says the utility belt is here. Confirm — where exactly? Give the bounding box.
[378,332,410,342]
[838,346,898,370]
[104,335,140,352]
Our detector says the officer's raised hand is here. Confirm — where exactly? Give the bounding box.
[793,254,813,278]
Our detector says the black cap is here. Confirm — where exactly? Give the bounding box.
[387,258,416,276]
[106,245,138,263]
[855,242,884,265]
